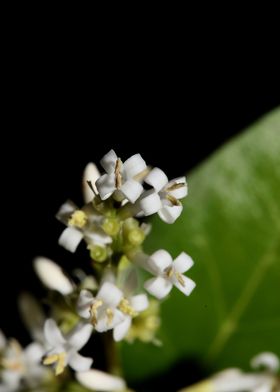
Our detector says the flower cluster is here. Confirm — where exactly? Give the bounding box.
[0,150,194,391]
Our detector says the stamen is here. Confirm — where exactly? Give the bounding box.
[133,167,151,182]
[166,182,185,191]
[164,266,174,278]
[106,308,114,326]
[68,210,87,228]
[43,353,66,376]
[176,272,185,287]
[166,194,181,206]
[90,299,103,325]
[114,158,122,189]
[119,298,138,317]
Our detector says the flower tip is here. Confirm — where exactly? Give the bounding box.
[34,257,74,295]
[76,369,126,391]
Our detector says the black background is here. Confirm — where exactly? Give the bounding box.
[1,45,279,389]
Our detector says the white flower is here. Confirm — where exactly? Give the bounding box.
[56,200,112,253]
[139,167,187,223]
[77,282,124,333]
[83,162,100,203]
[143,250,196,299]
[34,257,74,295]
[43,319,93,375]
[0,337,48,391]
[113,270,149,342]
[95,149,147,203]
[76,369,126,391]
[180,353,280,392]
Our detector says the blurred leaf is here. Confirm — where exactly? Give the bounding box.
[121,109,280,383]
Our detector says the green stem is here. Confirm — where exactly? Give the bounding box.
[103,332,122,376]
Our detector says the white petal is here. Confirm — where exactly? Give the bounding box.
[113,316,131,342]
[121,269,138,296]
[34,257,74,295]
[158,204,183,224]
[251,352,279,372]
[95,309,124,333]
[68,352,93,372]
[144,277,173,299]
[56,200,77,224]
[130,294,149,312]
[173,252,194,273]
[174,275,196,296]
[44,319,66,347]
[149,249,173,274]
[18,293,45,343]
[97,282,123,308]
[76,369,126,391]
[95,173,116,200]
[68,323,93,350]
[145,167,168,192]
[58,227,84,253]
[120,179,143,203]
[24,342,44,363]
[83,162,100,202]
[123,153,146,178]
[0,329,6,350]
[85,229,112,246]
[166,177,188,200]
[139,191,162,216]
[2,370,22,389]
[77,290,94,319]
[213,370,271,392]
[100,149,118,173]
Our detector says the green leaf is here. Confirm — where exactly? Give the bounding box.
[121,109,280,383]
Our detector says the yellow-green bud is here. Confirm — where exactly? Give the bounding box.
[102,217,120,236]
[128,228,145,246]
[89,245,107,262]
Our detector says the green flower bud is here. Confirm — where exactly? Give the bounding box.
[89,245,108,262]
[102,217,120,236]
[127,228,145,246]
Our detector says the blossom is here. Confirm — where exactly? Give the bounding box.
[95,149,147,203]
[113,270,149,342]
[143,250,196,299]
[43,319,93,375]
[56,200,112,253]
[34,257,74,295]
[139,167,187,223]
[77,282,124,333]
[76,369,126,391]
[180,352,280,392]
[0,335,49,391]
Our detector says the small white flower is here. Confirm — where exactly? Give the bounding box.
[34,257,74,295]
[95,149,147,203]
[144,250,196,299]
[0,338,48,391]
[83,162,101,203]
[56,200,112,253]
[43,319,93,375]
[76,369,126,391]
[77,282,124,333]
[114,270,149,342]
[139,167,187,223]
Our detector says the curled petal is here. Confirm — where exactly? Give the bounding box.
[145,167,168,192]
[100,149,118,173]
[144,277,173,299]
[113,316,131,342]
[68,352,93,372]
[76,369,126,391]
[97,282,123,308]
[173,275,196,296]
[120,179,143,203]
[166,176,188,199]
[123,153,146,178]
[158,204,183,224]
[83,162,100,202]
[139,191,162,216]
[95,173,115,200]
[58,227,83,253]
[44,319,66,347]
[34,257,74,295]
[149,249,173,274]
[173,252,194,273]
[130,294,149,312]
[68,323,93,351]
[56,200,77,224]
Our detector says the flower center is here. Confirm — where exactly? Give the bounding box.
[68,210,87,228]
[90,299,103,325]
[43,352,66,376]
[106,308,114,326]
[119,298,138,317]
[164,267,185,287]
